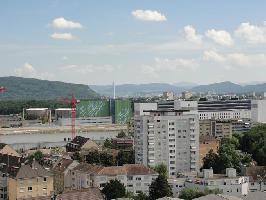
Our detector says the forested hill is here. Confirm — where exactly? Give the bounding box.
[0,76,99,100]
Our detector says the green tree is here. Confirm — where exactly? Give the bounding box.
[72,152,82,162]
[148,174,173,200]
[116,150,135,166]
[28,150,44,164]
[99,152,115,166]
[101,179,126,200]
[153,163,168,178]
[202,140,252,173]
[240,125,266,165]
[179,188,205,200]
[179,188,221,200]
[85,151,100,164]
[134,191,148,200]
[85,151,114,166]
[117,130,126,138]
[202,149,219,170]
[103,139,113,149]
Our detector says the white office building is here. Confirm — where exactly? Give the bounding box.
[251,100,266,123]
[134,109,199,177]
[134,103,157,116]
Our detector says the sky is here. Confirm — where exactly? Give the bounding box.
[1,0,266,85]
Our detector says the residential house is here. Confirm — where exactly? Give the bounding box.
[0,143,20,157]
[22,188,103,200]
[0,154,23,200]
[66,136,99,153]
[185,168,249,197]
[70,164,158,195]
[241,166,266,192]
[69,163,102,190]
[8,161,53,200]
[52,158,79,193]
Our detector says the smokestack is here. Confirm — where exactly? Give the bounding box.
[113,81,116,99]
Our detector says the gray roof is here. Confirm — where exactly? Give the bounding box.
[25,188,103,200]
[193,194,242,200]
[242,192,266,200]
[157,197,184,200]
[15,161,51,179]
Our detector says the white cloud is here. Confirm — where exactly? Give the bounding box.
[132,10,167,22]
[203,50,225,62]
[235,22,266,44]
[51,17,82,29]
[184,25,202,44]
[61,64,115,73]
[205,29,233,46]
[62,56,69,60]
[50,33,74,40]
[202,50,266,69]
[142,57,198,78]
[15,63,36,77]
[15,63,54,80]
[227,53,266,67]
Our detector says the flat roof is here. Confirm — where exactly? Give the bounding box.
[55,108,72,111]
[26,108,48,111]
[143,109,190,112]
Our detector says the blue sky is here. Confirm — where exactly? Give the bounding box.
[1,0,266,85]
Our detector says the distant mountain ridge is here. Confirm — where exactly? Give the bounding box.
[0,76,99,100]
[90,83,184,97]
[91,81,266,97]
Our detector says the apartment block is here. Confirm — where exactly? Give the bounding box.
[199,120,232,139]
[134,109,199,177]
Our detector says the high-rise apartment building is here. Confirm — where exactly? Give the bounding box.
[134,109,199,177]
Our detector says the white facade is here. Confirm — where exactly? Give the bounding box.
[94,173,157,195]
[251,100,266,123]
[249,182,266,192]
[134,110,199,177]
[134,103,158,116]
[185,168,249,197]
[199,110,251,120]
[69,164,158,195]
[168,178,186,197]
[163,92,174,100]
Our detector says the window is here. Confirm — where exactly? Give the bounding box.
[100,183,106,187]
[43,177,47,182]
[136,177,141,181]
[19,187,25,193]
[28,187,32,192]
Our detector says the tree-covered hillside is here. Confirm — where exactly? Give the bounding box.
[0,76,99,100]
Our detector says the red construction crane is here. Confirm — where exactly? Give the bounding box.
[61,95,79,139]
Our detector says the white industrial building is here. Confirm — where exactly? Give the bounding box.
[134,109,199,177]
[159,99,266,124]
